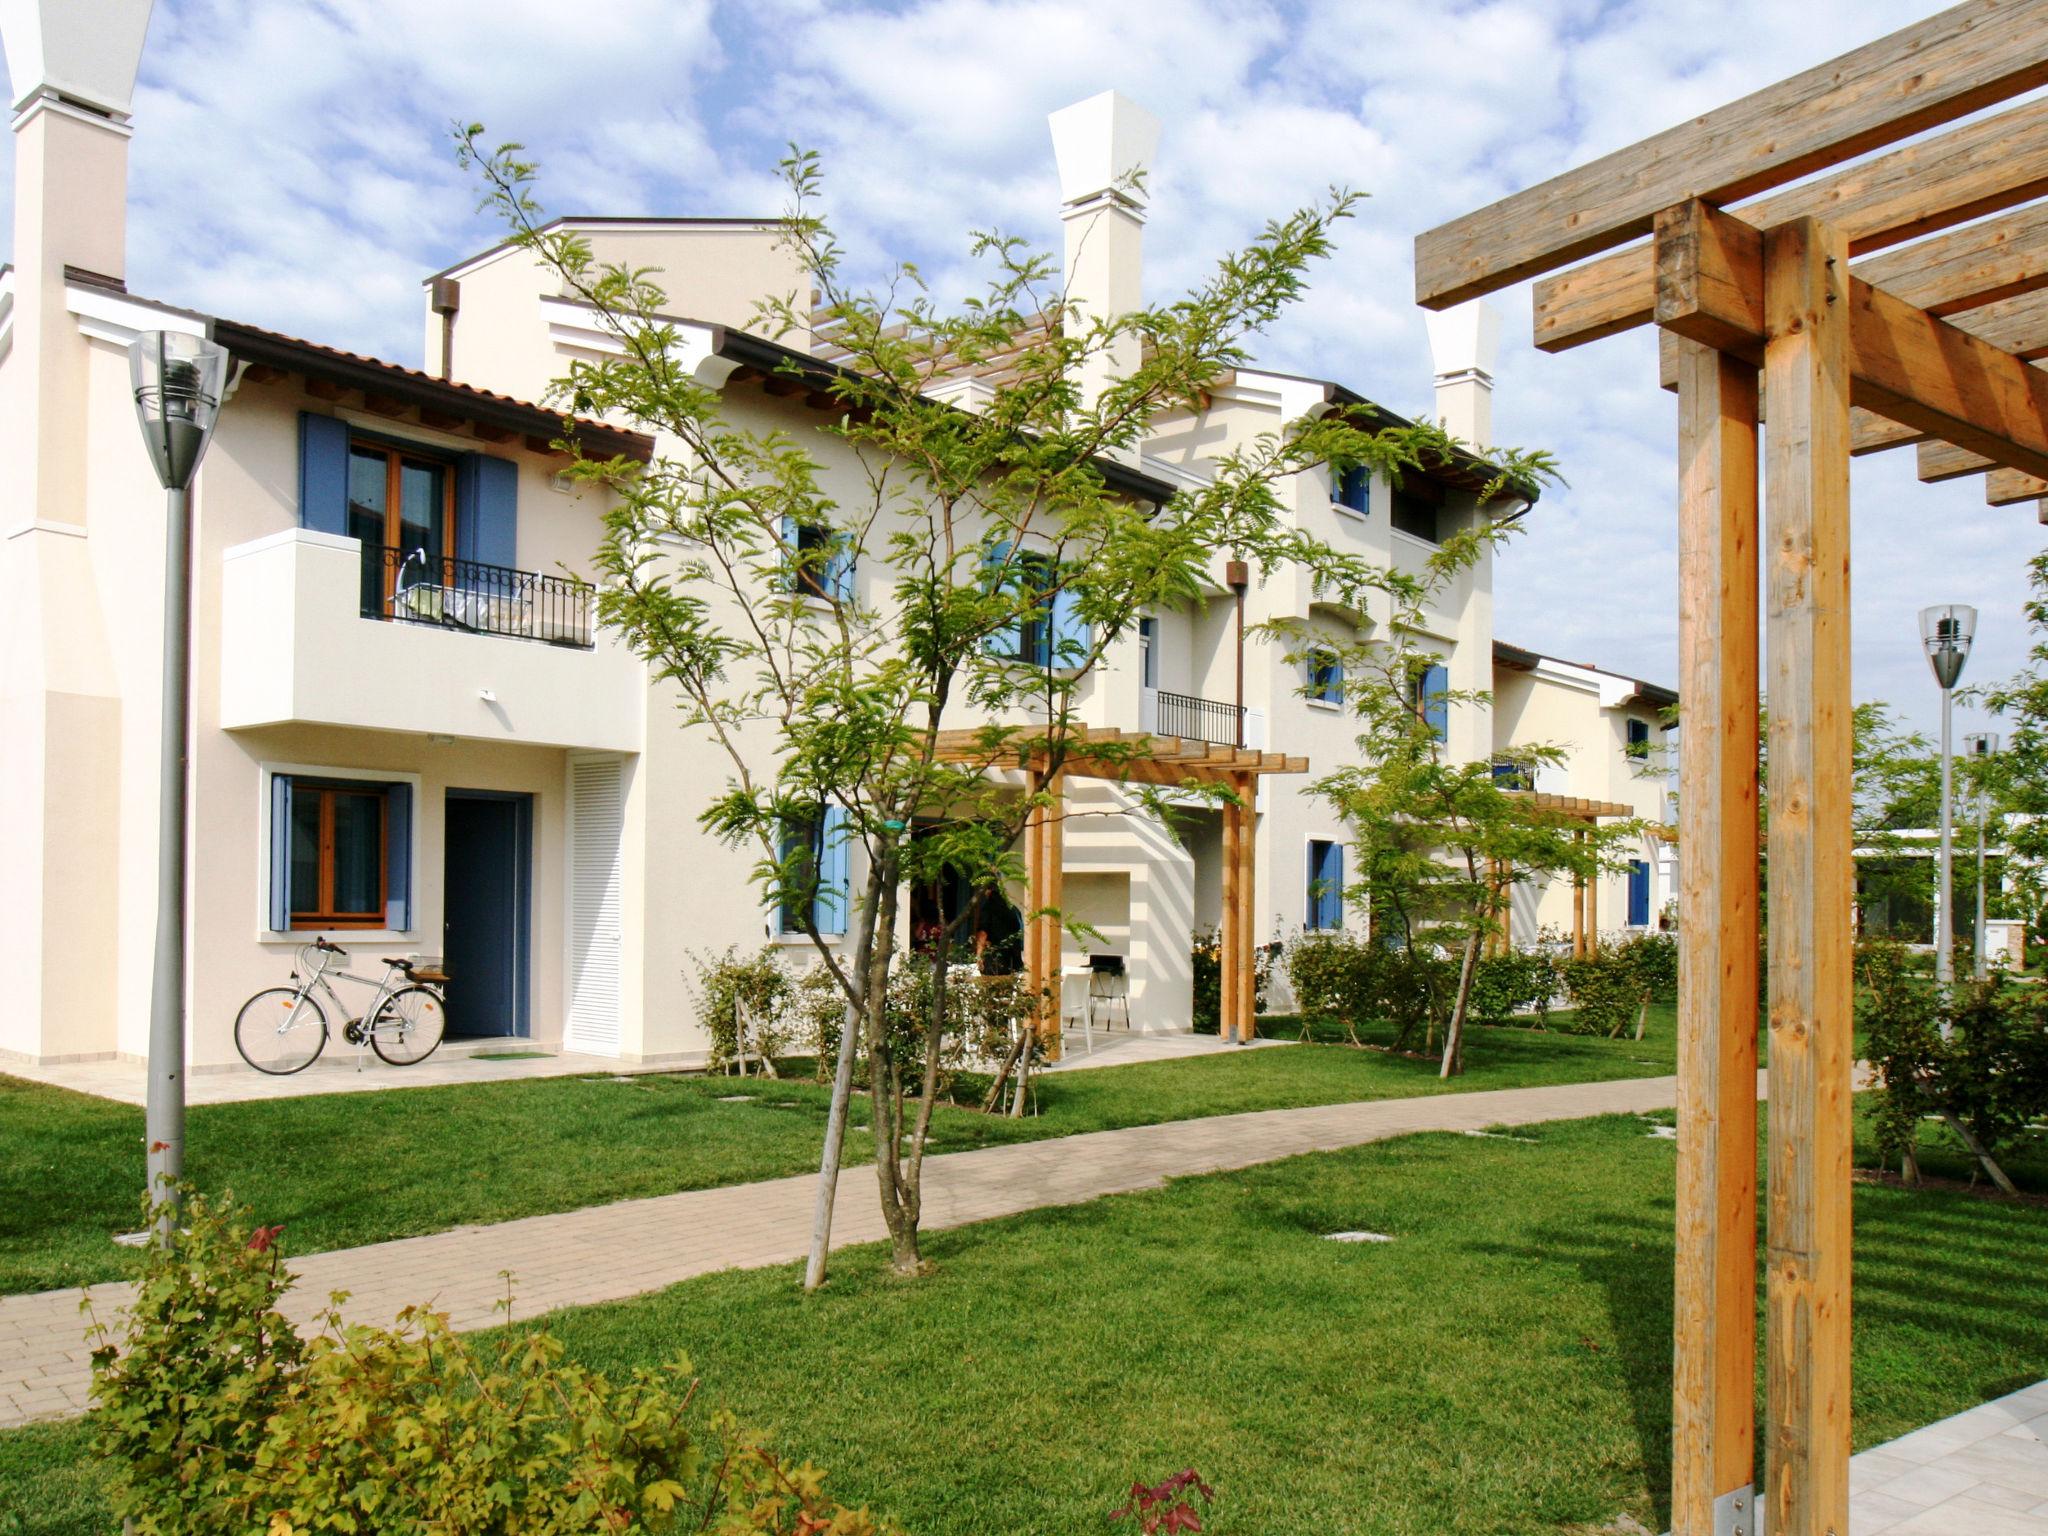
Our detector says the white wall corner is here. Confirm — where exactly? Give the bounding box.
[1048,90,1161,211]
[1425,299,1501,450]
[0,0,155,118]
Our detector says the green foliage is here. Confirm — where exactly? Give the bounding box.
[87,1188,895,1535]
[1859,939,2048,1185]
[691,945,795,1071]
[1278,929,1456,1052]
[1984,549,2048,935]
[1191,929,1274,1032]
[1467,949,1556,1025]
[1555,955,1642,1039]
[1611,931,1678,1004]
[86,1190,303,1534]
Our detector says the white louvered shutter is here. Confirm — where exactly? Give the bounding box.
[566,756,625,1055]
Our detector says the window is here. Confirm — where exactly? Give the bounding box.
[349,439,454,615]
[1306,839,1344,930]
[1306,647,1344,706]
[1491,758,1533,791]
[268,775,413,932]
[778,803,850,937]
[1626,717,1651,762]
[1333,466,1371,516]
[984,544,1088,668]
[781,516,854,603]
[1391,479,1443,543]
[1138,616,1158,688]
[1412,662,1449,741]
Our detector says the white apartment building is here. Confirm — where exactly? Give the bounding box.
[0,10,1673,1074]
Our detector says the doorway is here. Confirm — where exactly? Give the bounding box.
[443,790,533,1039]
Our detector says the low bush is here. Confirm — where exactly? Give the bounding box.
[690,943,794,1072]
[89,1189,898,1535]
[1468,949,1555,1025]
[1861,940,2048,1191]
[1192,928,1274,1033]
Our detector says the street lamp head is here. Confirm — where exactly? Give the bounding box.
[129,331,229,492]
[1919,603,1978,690]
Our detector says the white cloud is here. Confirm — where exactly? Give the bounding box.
[0,0,2037,731]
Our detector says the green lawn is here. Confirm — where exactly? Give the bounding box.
[0,1010,1676,1296]
[7,1104,2043,1536]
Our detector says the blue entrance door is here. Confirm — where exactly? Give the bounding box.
[1627,859,1651,927]
[443,792,532,1038]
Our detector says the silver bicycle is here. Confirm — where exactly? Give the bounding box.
[233,937,448,1075]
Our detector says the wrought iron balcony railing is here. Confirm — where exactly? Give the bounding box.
[1151,687,1246,747]
[364,546,594,649]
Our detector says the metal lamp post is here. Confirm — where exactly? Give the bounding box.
[1964,731,2000,980]
[1919,603,1977,1004]
[129,330,230,1235]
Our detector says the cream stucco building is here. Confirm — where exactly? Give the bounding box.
[0,11,1673,1074]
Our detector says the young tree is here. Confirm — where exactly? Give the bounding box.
[1295,544,1630,1078]
[460,134,1552,1280]
[1983,550,2048,936]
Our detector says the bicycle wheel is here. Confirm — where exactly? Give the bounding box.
[234,987,328,1075]
[371,985,447,1066]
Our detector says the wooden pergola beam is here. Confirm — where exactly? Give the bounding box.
[1856,201,2048,317]
[1989,468,2048,506]
[1535,94,2048,352]
[1658,200,2048,482]
[1422,1,2048,310]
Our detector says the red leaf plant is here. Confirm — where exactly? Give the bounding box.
[1112,1468,1215,1533]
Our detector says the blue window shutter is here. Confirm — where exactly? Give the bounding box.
[1336,467,1370,514]
[455,453,518,570]
[1050,585,1090,669]
[826,537,856,605]
[984,540,1021,658]
[384,782,413,931]
[1422,664,1449,741]
[813,804,849,936]
[1322,843,1344,929]
[298,413,350,535]
[268,774,294,930]
[1628,860,1651,926]
[1310,651,1343,704]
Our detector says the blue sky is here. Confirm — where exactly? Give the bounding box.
[6,0,2040,737]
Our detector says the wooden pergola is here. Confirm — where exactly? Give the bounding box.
[933,726,1308,1046]
[1418,6,2048,1533]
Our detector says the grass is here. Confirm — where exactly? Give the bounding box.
[6,1104,2043,1536]
[0,1008,1676,1296]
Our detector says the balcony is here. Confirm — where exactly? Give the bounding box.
[219,528,642,753]
[369,545,595,647]
[1139,687,1267,749]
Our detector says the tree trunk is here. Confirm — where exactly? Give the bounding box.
[802,845,890,1293]
[862,880,926,1276]
[1439,928,1481,1079]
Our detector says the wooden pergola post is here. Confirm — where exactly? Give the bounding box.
[1761,215,1855,1536]
[1571,833,1588,959]
[1670,337,1762,1536]
[1585,851,1599,956]
[1220,787,1243,1043]
[1236,772,1257,1042]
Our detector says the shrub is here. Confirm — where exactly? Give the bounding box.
[1556,952,1643,1038]
[89,1189,898,1535]
[1468,949,1551,1024]
[1611,930,1678,1004]
[690,944,794,1071]
[1191,928,1274,1033]
[1859,938,2048,1190]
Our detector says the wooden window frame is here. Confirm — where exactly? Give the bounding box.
[290,781,389,931]
[350,436,458,606]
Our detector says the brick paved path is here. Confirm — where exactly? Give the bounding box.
[1,1071,1716,1428]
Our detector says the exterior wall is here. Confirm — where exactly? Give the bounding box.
[1492,655,1675,947]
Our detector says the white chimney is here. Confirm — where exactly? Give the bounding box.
[1048,91,1159,418]
[2,0,153,524]
[1424,299,1501,451]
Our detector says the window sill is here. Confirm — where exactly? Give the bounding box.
[1329,500,1368,522]
[261,930,417,946]
[1306,699,1343,713]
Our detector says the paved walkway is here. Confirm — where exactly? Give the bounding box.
[0,1070,1706,1428]
[1851,1381,2048,1533]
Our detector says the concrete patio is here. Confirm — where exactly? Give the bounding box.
[2,1044,687,1106]
[1848,1382,2048,1535]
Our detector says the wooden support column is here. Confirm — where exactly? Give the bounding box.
[1586,849,1600,956]
[1043,771,1065,1057]
[1237,773,1257,1042]
[1572,834,1588,959]
[1220,788,1243,1043]
[1761,216,1855,1536]
[1670,336,1762,1536]
[1024,770,1048,1034]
